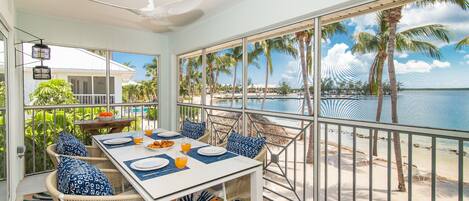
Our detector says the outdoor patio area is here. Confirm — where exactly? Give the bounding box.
[1,0,469,200]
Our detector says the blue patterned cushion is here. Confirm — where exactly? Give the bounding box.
[181,120,206,140]
[227,132,266,158]
[178,190,214,201]
[57,157,114,196]
[56,131,88,157]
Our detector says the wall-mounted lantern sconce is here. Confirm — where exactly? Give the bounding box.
[32,65,51,80]
[32,40,50,60]
[15,27,52,80]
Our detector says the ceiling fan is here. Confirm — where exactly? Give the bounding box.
[88,0,203,30]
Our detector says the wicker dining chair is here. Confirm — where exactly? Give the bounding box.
[178,120,210,143]
[196,131,210,143]
[218,141,267,201]
[47,144,114,169]
[46,169,143,201]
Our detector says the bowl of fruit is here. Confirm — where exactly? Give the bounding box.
[98,111,114,121]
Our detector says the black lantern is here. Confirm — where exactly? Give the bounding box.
[32,40,50,60]
[33,65,51,80]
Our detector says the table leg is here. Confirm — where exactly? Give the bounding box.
[250,166,263,201]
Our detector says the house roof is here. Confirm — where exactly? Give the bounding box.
[22,43,136,77]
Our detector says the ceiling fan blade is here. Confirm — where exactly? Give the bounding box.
[160,0,202,15]
[88,0,143,16]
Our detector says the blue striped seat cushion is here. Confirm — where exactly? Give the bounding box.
[178,190,214,201]
[181,120,206,140]
[57,157,113,196]
[56,131,88,157]
[227,132,266,158]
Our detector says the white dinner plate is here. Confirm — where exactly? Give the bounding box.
[130,158,169,171]
[158,131,180,137]
[103,137,132,145]
[197,146,227,156]
[153,128,168,134]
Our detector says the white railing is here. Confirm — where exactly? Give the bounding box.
[177,102,469,201]
[23,102,158,175]
[73,94,115,104]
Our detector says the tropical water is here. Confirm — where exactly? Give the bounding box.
[214,90,469,132]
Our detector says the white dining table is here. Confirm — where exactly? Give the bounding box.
[92,132,263,201]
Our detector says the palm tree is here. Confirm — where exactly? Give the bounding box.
[354,8,454,191]
[185,56,202,103]
[383,0,467,191]
[456,36,469,49]
[224,47,243,107]
[145,57,158,80]
[224,46,263,107]
[353,12,390,157]
[295,22,346,163]
[255,36,298,109]
[212,54,235,99]
[142,57,159,102]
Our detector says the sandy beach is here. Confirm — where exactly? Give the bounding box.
[178,96,469,200]
[263,125,469,201]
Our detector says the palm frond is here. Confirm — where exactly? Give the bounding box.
[456,36,469,49]
[322,22,347,39]
[396,38,442,59]
[416,0,469,10]
[399,24,450,43]
[352,32,379,54]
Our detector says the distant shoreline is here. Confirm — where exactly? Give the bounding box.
[401,88,469,91]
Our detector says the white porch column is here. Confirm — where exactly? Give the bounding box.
[158,52,177,130]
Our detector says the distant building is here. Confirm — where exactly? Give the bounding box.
[22,44,135,105]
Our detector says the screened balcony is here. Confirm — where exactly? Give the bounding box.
[1,0,469,200]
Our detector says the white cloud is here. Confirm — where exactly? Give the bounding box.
[464,54,469,64]
[396,52,409,58]
[431,60,450,68]
[281,61,299,81]
[399,3,469,46]
[321,43,373,81]
[395,59,450,74]
[348,13,377,35]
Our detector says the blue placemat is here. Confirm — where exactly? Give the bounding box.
[150,132,184,140]
[124,154,189,181]
[187,145,238,164]
[100,136,135,149]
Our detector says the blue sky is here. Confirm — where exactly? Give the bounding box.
[115,2,469,89]
[112,52,156,81]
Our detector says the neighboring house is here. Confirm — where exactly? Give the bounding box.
[22,43,135,105]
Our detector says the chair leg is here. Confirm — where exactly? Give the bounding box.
[222,182,227,201]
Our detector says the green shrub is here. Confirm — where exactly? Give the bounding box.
[147,108,158,120]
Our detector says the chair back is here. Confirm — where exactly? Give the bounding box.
[46,144,60,167]
[46,170,143,201]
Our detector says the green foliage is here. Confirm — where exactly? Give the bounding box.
[147,108,158,120]
[123,57,158,103]
[0,81,5,107]
[29,79,78,105]
[278,81,292,95]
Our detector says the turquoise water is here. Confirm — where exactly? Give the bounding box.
[214,90,469,132]
[132,107,149,113]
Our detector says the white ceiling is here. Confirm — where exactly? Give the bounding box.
[16,0,243,33]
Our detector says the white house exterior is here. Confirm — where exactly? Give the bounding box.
[22,43,135,104]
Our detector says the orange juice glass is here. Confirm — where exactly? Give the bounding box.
[133,137,143,144]
[132,132,144,144]
[144,129,153,137]
[175,156,188,169]
[181,143,191,153]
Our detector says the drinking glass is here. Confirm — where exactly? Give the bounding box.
[133,132,144,144]
[180,139,192,154]
[175,156,188,169]
[144,129,153,137]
